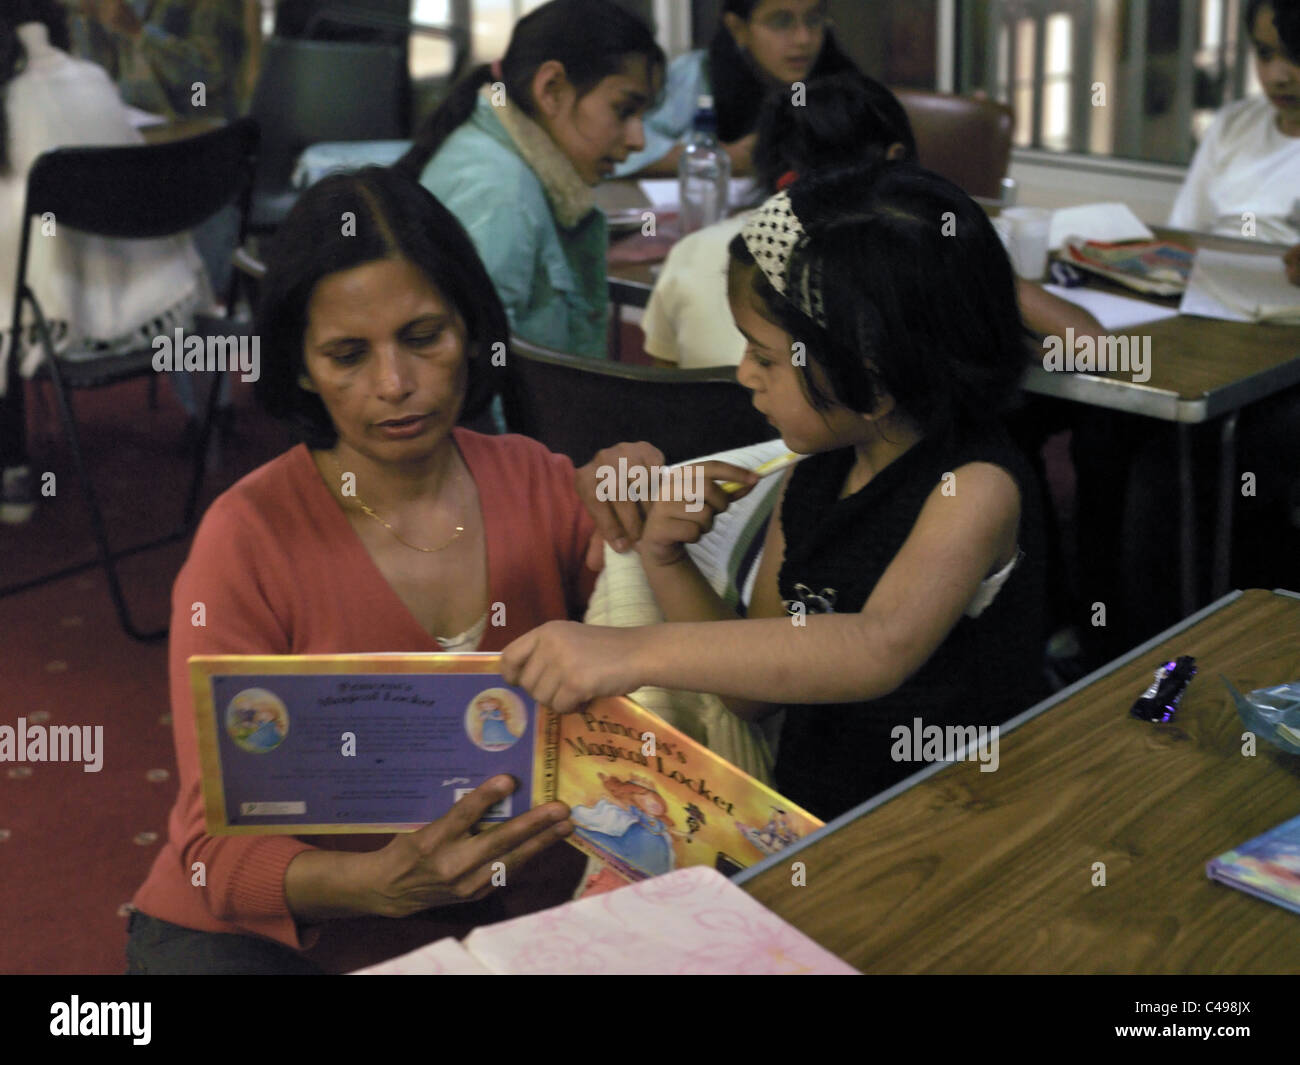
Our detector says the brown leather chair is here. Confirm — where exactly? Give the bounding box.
[892,89,1015,201]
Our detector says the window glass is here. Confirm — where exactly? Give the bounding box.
[960,0,1266,164]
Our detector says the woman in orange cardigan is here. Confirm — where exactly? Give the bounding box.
[128,168,602,975]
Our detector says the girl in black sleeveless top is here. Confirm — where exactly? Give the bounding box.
[504,162,1048,822]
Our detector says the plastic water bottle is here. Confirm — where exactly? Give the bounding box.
[678,95,730,235]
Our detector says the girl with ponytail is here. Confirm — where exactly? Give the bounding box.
[395,0,664,361]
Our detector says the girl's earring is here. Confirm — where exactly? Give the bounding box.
[298,372,317,393]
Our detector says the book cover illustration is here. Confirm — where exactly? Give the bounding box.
[1062,237,1194,295]
[540,697,822,885]
[1206,812,1300,915]
[190,654,538,835]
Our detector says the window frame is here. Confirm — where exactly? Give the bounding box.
[953,0,1264,168]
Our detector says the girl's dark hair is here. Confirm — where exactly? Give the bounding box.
[1246,0,1300,61]
[728,162,1025,442]
[1,0,71,173]
[396,0,664,178]
[751,71,917,195]
[709,0,860,144]
[254,167,508,447]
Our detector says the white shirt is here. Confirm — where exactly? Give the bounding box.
[642,213,751,369]
[0,23,209,393]
[1168,95,1300,244]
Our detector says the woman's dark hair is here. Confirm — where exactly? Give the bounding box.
[752,71,917,195]
[254,167,508,447]
[1246,0,1300,61]
[396,0,664,178]
[728,162,1025,443]
[709,0,860,144]
[1,0,71,173]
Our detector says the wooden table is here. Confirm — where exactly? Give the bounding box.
[735,588,1300,974]
[1024,228,1299,426]
[1023,228,1300,612]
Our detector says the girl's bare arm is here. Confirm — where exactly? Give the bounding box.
[503,463,1021,713]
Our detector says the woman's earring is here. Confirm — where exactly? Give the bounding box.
[297,372,318,393]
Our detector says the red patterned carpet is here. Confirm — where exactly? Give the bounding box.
[0,375,292,975]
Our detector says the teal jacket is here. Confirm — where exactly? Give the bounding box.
[419,94,610,359]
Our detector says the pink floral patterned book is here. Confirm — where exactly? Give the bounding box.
[352,866,858,975]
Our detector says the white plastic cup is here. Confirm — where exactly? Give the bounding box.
[999,206,1052,281]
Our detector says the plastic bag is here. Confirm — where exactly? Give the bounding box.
[1222,676,1300,754]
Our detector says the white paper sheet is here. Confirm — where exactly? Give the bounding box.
[1041,284,1180,331]
[1048,202,1155,251]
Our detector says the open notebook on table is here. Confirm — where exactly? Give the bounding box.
[1180,248,1300,324]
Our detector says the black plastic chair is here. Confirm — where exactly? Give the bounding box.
[500,335,777,468]
[3,118,259,640]
[247,36,408,232]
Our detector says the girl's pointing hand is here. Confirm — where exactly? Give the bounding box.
[502,622,646,714]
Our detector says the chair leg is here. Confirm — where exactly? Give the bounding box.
[30,380,56,444]
[23,297,170,642]
[183,369,224,530]
[45,360,168,641]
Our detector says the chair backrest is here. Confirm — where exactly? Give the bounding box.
[892,89,1014,200]
[501,336,777,467]
[248,36,408,193]
[20,117,259,240]
[10,117,259,366]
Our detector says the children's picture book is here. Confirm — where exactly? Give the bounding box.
[190,653,822,883]
[537,693,821,884]
[1061,236,1195,296]
[352,865,858,975]
[190,653,537,834]
[1206,813,1300,915]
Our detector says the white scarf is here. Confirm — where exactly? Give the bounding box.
[0,23,211,396]
[480,84,596,230]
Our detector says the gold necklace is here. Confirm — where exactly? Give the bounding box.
[327,452,466,554]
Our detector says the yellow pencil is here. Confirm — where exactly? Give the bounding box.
[718,451,803,494]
